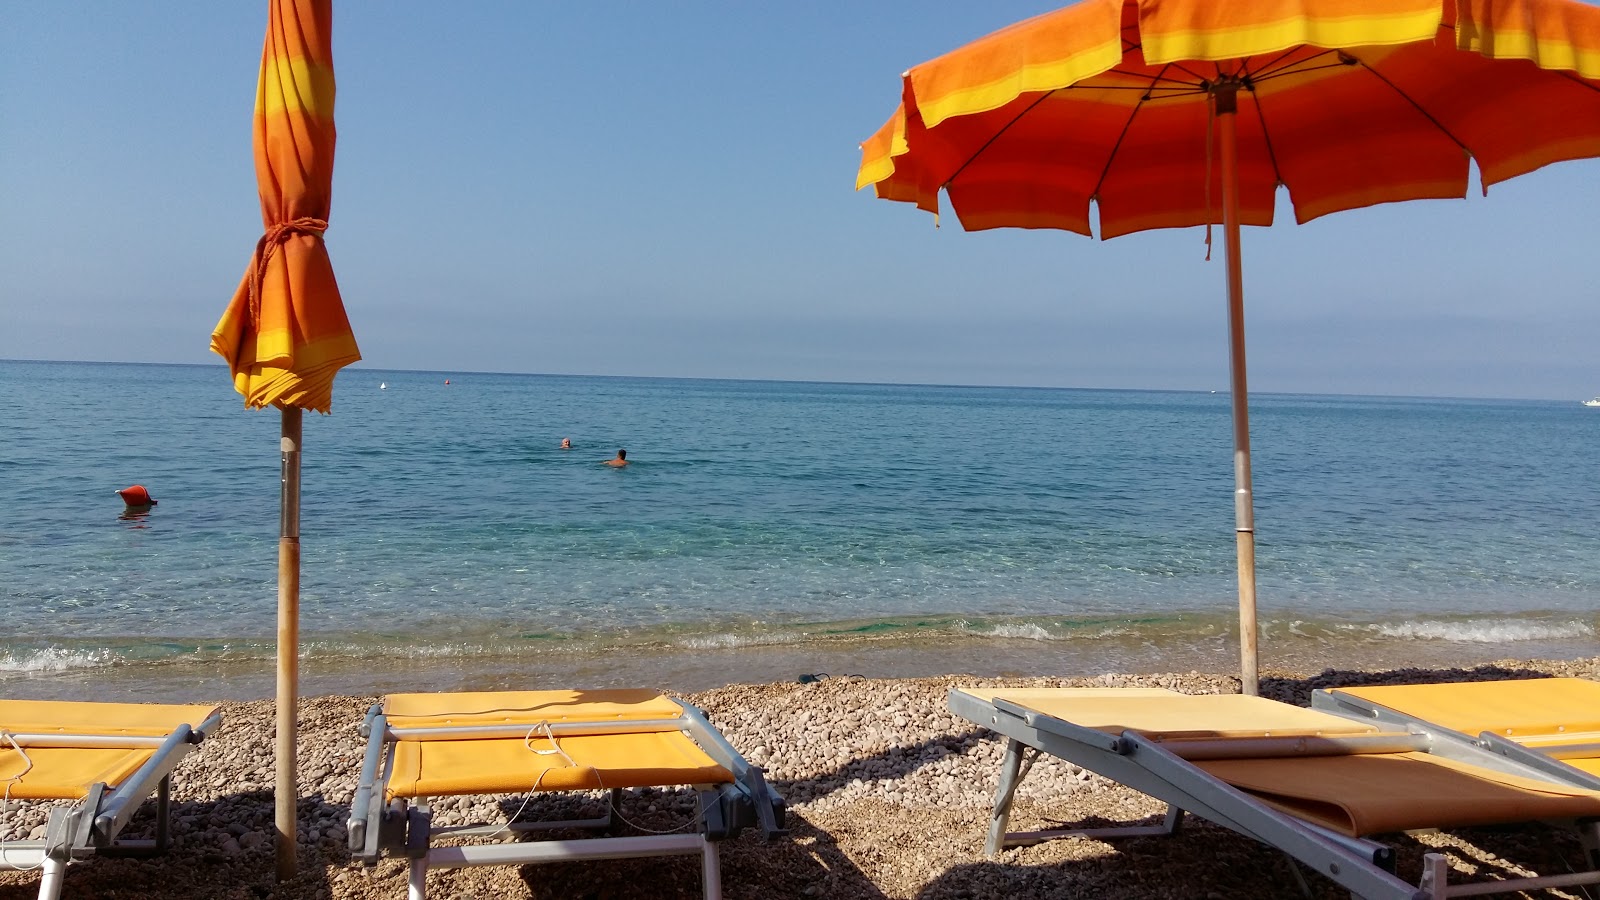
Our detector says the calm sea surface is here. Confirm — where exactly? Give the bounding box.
[2,360,1597,700]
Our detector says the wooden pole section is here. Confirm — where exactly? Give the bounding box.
[276,406,303,880]
[1215,83,1259,697]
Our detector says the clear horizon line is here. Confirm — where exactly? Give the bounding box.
[0,355,1574,404]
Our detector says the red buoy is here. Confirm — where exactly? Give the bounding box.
[116,485,157,507]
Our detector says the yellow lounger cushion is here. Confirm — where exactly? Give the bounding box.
[0,700,217,801]
[1334,678,1600,742]
[386,731,734,798]
[976,688,1382,741]
[1201,751,1600,836]
[0,747,158,800]
[380,689,733,799]
[0,699,217,741]
[384,689,688,732]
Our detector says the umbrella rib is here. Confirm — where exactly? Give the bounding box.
[1352,58,1470,153]
[1251,60,1361,83]
[1108,67,1200,88]
[1228,57,1285,187]
[1248,47,1317,80]
[1249,48,1341,81]
[1090,64,1168,203]
[1558,68,1600,96]
[941,89,1062,190]
[1166,60,1214,83]
[1248,83,1287,189]
[1065,83,1194,91]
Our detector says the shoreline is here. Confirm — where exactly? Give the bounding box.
[4,657,1600,898]
[3,632,1596,703]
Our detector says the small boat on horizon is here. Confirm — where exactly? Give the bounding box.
[1584,396,1600,407]
[380,382,387,390]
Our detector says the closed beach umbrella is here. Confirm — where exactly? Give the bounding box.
[210,0,359,879]
[856,0,1600,695]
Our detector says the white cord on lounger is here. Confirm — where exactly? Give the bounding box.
[0,731,44,871]
[485,721,704,838]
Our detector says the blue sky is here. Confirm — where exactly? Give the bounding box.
[3,2,1598,400]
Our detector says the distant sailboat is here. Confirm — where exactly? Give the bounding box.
[380,382,387,390]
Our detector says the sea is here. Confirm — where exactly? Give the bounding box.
[3,359,1598,702]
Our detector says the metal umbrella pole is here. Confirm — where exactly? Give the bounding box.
[1214,80,1259,696]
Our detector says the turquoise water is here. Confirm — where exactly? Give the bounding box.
[2,359,1597,698]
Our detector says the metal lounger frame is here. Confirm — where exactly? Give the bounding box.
[1,710,222,900]
[949,689,1600,900]
[346,700,786,900]
[1311,688,1600,791]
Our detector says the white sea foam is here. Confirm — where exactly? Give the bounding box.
[1362,619,1594,643]
[0,647,114,673]
[983,623,1054,640]
[305,641,490,659]
[676,631,804,650]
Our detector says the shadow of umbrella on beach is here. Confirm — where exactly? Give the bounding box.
[209,0,359,880]
[855,0,1600,695]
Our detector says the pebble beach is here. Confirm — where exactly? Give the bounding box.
[6,657,1600,899]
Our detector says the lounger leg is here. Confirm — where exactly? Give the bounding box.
[985,739,1027,857]
[1579,818,1600,870]
[154,775,171,851]
[407,856,427,900]
[36,855,67,900]
[1416,852,1449,900]
[1280,850,1314,900]
[701,838,722,900]
[403,801,433,900]
[604,788,623,835]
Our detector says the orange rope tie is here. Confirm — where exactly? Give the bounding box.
[247,217,328,329]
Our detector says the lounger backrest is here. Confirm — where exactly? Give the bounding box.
[383,688,688,735]
[978,688,1381,741]
[0,699,218,741]
[1333,678,1600,741]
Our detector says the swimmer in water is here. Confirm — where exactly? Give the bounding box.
[604,449,628,467]
[560,437,572,449]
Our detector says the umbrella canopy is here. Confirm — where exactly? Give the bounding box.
[211,0,358,412]
[208,0,357,880]
[859,0,1600,236]
[855,0,1600,695]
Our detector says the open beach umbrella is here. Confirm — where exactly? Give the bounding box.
[210,0,359,879]
[856,0,1600,695]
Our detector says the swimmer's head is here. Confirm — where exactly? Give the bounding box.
[617,449,626,460]
[561,437,571,449]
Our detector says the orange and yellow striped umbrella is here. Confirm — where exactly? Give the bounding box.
[859,0,1600,237]
[856,0,1600,696]
[211,0,358,412]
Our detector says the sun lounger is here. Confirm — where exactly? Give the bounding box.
[347,688,785,900]
[950,686,1600,899]
[0,699,221,900]
[1315,677,1600,789]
